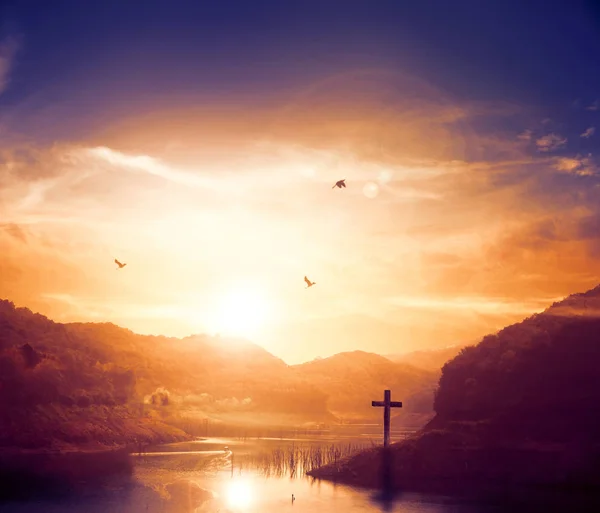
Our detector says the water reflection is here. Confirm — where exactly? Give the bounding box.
[2,438,600,513]
[225,478,254,510]
[370,489,400,513]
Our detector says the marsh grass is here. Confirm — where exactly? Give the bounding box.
[233,441,376,478]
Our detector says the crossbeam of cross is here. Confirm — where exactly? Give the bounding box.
[371,389,402,447]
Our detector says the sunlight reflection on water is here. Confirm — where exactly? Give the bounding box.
[225,478,254,510]
[0,438,596,513]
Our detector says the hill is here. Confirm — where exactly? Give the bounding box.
[386,345,465,372]
[1,299,440,450]
[308,284,600,493]
[269,315,416,363]
[292,351,438,421]
[0,300,188,450]
[0,299,329,450]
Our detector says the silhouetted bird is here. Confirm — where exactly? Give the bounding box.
[114,258,127,269]
[292,494,295,503]
[304,276,316,288]
[332,179,346,189]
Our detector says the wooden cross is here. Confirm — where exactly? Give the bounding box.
[371,389,402,448]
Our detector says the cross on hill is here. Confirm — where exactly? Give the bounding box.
[372,389,402,448]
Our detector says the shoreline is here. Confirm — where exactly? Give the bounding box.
[306,429,600,498]
[0,430,194,501]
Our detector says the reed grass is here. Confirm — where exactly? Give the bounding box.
[233,441,376,478]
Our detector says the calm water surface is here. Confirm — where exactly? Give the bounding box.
[0,436,594,512]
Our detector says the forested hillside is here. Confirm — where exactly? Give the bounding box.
[309,284,600,491]
[292,351,437,419]
[434,286,600,441]
[0,299,439,450]
[0,300,188,449]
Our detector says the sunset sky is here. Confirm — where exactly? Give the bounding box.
[3,0,600,363]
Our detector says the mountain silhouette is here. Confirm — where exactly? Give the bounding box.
[386,345,465,372]
[0,299,438,450]
[293,350,437,419]
[0,300,324,449]
[309,284,600,492]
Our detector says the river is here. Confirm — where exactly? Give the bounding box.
[0,436,597,512]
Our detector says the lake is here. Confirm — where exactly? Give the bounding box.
[0,435,598,512]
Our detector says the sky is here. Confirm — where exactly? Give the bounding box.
[3,0,600,363]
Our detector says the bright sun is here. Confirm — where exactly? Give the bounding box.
[213,285,272,338]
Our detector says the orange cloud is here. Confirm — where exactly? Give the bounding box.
[535,133,567,152]
[2,70,600,362]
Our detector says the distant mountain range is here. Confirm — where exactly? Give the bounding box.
[309,284,600,493]
[266,314,413,363]
[0,299,440,450]
[268,313,480,363]
[385,345,465,372]
[292,350,437,420]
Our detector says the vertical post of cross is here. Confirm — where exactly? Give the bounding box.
[383,390,391,447]
[371,389,403,448]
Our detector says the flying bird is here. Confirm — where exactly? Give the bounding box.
[332,179,346,189]
[114,258,127,269]
[304,276,316,288]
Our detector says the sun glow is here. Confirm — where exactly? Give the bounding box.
[225,478,254,509]
[212,284,272,338]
